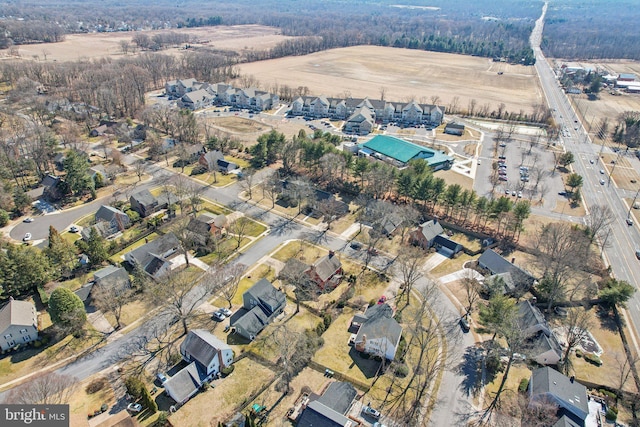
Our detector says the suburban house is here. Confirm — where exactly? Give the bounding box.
[89,164,107,182]
[180,329,234,378]
[432,234,464,258]
[186,213,227,246]
[124,232,182,279]
[0,298,38,351]
[307,189,349,219]
[358,135,453,170]
[129,189,168,218]
[306,251,343,290]
[444,122,465,136]
[163,362,204,405]
[517,300,563,366]
[198,150,238,174]
[529,367,588,427]
[296,381,358,427]
[75,265,131,304]
[89,124,108,137]
[289,95,444,131]
[42,174,65,201]
[178,89,212,110]
[93,205,130,236]
[410,219,443,248]
[231,279,286,341]
[80,222,112,241]
[351,303,403,361]
[477,249,537,295]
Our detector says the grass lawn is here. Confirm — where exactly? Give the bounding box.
[483,362,531,404]
[271,240,326,263]
[200,200,232,215]
[109,232,159,263]
[242,218,267,237]
[345,267,390,306]
[429,253,474,277]
[75,214,95,228]
[330,212,358,235]
[104,299,150,329]
[449,231,482,252]
[61,231,82,244]
[168,357,275,427]
[116,173,150,186]
[68,374,116,419]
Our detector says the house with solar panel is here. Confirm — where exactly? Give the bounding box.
[357,135,453,170]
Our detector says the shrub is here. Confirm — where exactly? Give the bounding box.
[221,365,235,376]
[394,364,409,378]
[599,389,617,399]
[86,377,108,394]
[125,376,144,400]
[575,349,583,358]
[0,209,9,226]
[154,412,169,427]
[368,299,377,307]
[605,407,618,421]
[584,353,603,366]
[323,313,332,329]
[518,378,529,393]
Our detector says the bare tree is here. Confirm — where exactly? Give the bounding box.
[614,351,638,399]
[461,269,482,316]
[559,307,593,375]
[278,256,317,315]
[91,283,134,330]
[220,263,247,309]
[134,159,146,181]
[7,372,77,405]
[394,246,424,305]
[584,204,614,246]
[260,173,281,208]
[119,40,131,55]
[228,216,251,250]
[240,168,256,199]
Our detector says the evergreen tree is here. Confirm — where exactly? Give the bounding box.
[45,226,77,278]
[63,150,94,195]
[48,287,86,333]
[84,227,109,266]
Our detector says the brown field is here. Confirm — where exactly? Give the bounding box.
[0,25,291,62]
[237,45,544,115]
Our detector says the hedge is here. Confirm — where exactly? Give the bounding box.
[584,353,603,366]
[518,378,529,393]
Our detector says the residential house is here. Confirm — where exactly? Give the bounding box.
[199,150,224,171]
[529,367,588,427]
[307,189,349,219]
[80,222,112,240]
[89,124,109,137]
[76,266,131,304]
[231,279,286,341]
[343,107,374,135]
[42,174,65,201]
[477,249,536,295]
[410,219,444,249]
[163,362,204,405]
[517,300,563,366]
[351,303,403,361]
[296,381,358,427]
[0,298,38,351]
[306,251,343,290]
[89,164,108,183]
[178,89,212,110]
[94,205,130,236]
[432,234,463,258]
[180,329,234,378]
[444,122,465,136]
[53,153,66,171]
[217,158,238,174]
[186,213,227,247]
[129,189,167,218]
[124,232,181,279]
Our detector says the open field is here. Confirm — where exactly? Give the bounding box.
[237,45,544,115]
[1,25,291,62]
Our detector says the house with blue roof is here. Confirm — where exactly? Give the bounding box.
[359,135,453,170]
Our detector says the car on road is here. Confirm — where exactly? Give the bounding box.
[23,217,34,223]
[517,191,522,198]
[459,316,470,332]
[499,176,508,181]
[127,403,142,413]
[590,159,595,164]
[362,406,381,419]
[627,218,634,226]
[558,190,567,196]
[636,249,640,260]
[212,310,226,322]
[156,373,168,384]
[23,233,31,241]
[600,178,605,185]
[350,241,363,250]
[69,225,79,233]
[377,296,387,304]
[221,308,233,317]
[505,188,510,195]
[600,169,605,174]
[511,191,516,196]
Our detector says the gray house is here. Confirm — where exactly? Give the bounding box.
[180,329,234,379]
[410,219,444,249]
[478,249,536,295]
[352,303,403,361]
[517,300,563,366]
[129,189,167,218]
[297,381,358,427]
[163,362,203,405]
[529,367,588,426]
[94,205,130,237]
[231,279,286,341]
[75,265,131,304]
[0,299,38,351]
[124,232,181,279]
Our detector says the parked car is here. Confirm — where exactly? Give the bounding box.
[362,406,381,419]
[69,225,79,233]
[23,233,31,241]
[626,217,634,226]
[350,241,363,250]
[156,373,168,384]
[517,191,522,198]
[221,308,233,317]
[23,217,34,223]
[459,316,470,333]
[499,176,508,181]
[554,306,568,317]
[127,403,142,413]
[212,310,226,322]
[558,190,567,196]
[600,169,605,174]
[636,249,640,260]
[600,178,605,185]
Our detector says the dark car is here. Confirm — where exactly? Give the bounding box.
[459,316,470,333]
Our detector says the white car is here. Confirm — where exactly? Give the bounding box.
[127,403,142,413]
[23,233,32,241]
[600,178,605,185]
[69,225,79,233]
[220,308,233,317]
[212,310,226,321]
[23,217,34,223]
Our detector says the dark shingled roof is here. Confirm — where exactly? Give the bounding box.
[296,400,352,427]
[95,205,127,223]
[126,232,181,271]
[232,306,270,338]
[180,329,231,370]
[130,189,157,207]
[163,362,203,404]
[355,303,402,357]
[93,266,130,294]
[478,249,536,290]
[311,253,342,283]
[316,382,357,415]
[418,220,444,242]
[530,367,588,422]
[246,278,286,314]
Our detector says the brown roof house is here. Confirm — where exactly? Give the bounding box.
[351,303,402,361]
[0,298,38,351]
[186,213,228,247]
[305,251,343,290]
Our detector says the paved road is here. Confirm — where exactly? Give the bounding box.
[531,2,640,349]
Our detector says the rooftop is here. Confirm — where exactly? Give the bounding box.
[362,135,452,165]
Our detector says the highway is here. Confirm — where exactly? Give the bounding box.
[531,3,640,346]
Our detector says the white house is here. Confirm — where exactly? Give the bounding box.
[352,303,402,361]
[180,329,234,378]
[0,298,38,351]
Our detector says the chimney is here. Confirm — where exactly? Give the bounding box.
[511,257,516,264]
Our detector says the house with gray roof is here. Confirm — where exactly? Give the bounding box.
[410,219,444,249]
[529,367,588,427]
[230,279,286,341]
[0,299,38,351]
[94,266,131,294]
[296,381,358,427]
[517,300,563,366]
[305,251,343,290]
[433,234,463,258]
[478,249,536,295]
[352,303,402,361]
[444,122,465,136]
[129,189,167,218]
[343,107,374,135]
[163,362,204,405]
[178,89,213,110]
[124,232,181,279]
[180,329,234,379]
[81,222,112,241]
[93,205,130,238]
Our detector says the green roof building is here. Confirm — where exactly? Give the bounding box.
[359,135,453,170]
